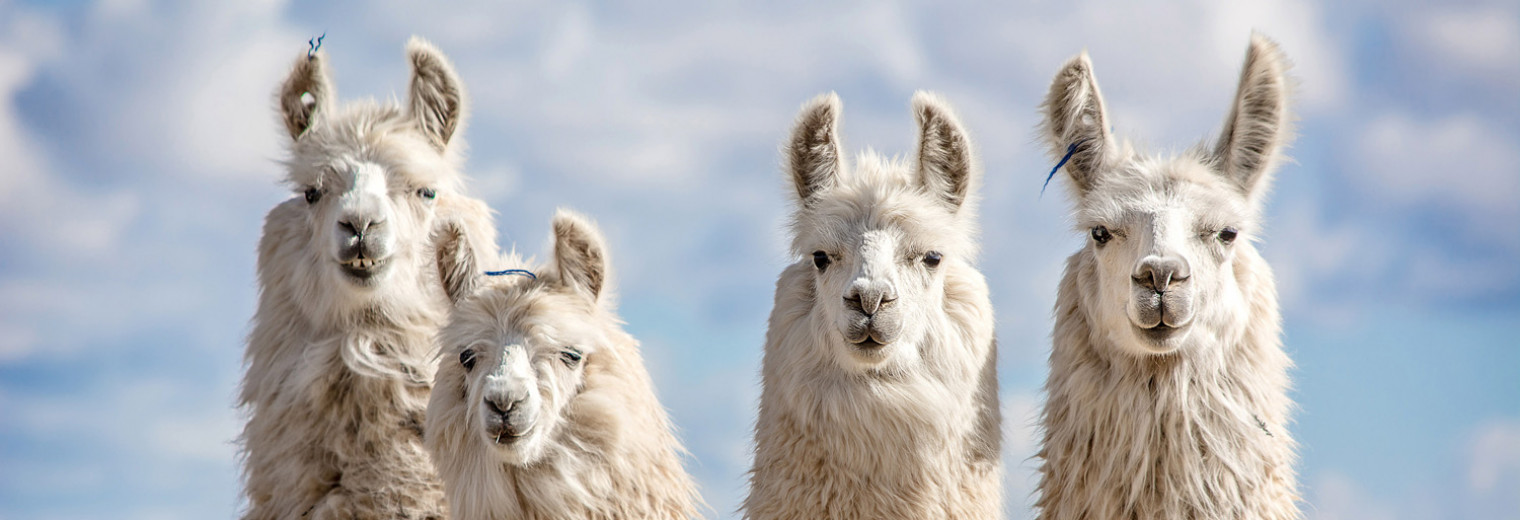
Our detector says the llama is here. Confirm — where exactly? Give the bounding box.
[1033,34,1300,519]
[744,92,1003,519]
[424,210,702,520]
[238,37,498,520]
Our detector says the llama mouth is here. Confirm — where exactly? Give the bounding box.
[852,337,886,350]
[1138,323,1186,342]
[339,258,386,280]
[488,425,532,445]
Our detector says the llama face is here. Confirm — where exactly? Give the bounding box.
[784,93,979,372]
[273,40,467,303]
[432,210,614,466]
[1042,35,1289,357]
[1077,158,1256,355]
[450,289,601,465]
[288,149,443,291]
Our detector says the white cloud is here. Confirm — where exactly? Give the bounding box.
[1465,419,1520,515]
[1354,111,1520,232]
[1306,471,1401,520]
[1403,3,1520,84]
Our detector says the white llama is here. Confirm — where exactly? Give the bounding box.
[424,210,702,520]
[744,92,1002,519]
[1033,34,1300,519]
[238,37,498,520]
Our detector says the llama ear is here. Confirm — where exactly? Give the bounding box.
[913,91,977,211]
[786,93,843,206]
[406,37,466,152]
[277,51,336,140]
[1040,51,1118,196]
[551,209,609,302]
[1212,33,1292,202]
[435,223,481,305]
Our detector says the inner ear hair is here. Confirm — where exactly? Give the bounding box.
[434,223,479,304]
[1040,52,1118,196]
[406,37,466,152]
[551,210,609,301]
[912,91,976,211]
[1213,33,1292,199]
[277,51,335,140]
[786,92,843,206]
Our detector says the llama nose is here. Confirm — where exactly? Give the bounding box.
[844,285,897,316]
[1133,256,1191,292]
[483,395,523,418]
[338,216,384,239]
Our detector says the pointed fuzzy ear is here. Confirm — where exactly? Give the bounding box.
[406,37,466,152]
[277,51,336,140]
[1040,52,1119,196]
[786,93,843,206]
[1213,33,1292,201]
[434,223,481,305]
[912,91,978,211]
[550,209,610,302]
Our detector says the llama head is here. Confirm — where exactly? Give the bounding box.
[432,210,614,466]
[1041,34,1291,356]
[784,92,981,373]
[275,37,467,304]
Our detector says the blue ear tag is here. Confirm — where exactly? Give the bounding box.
[307,32,326,60]
[484,269,537,280]
[1042,140,1085,197]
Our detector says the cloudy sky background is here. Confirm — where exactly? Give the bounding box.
[0,0,1516,518]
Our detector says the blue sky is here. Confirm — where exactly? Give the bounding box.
[0,1,1516,518]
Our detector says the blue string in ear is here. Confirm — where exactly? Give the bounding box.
[484,269,537,280]
[307,32,325,60]
[1042,139,1086,197]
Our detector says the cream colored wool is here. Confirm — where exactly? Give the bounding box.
[238,37,497,520]
[425,210,702,520]
[744,92,1002,519]
[1034,34,1301,520]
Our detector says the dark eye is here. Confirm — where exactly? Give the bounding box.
[418,187,437,200]
[812,251,831,270]
[459,348,476,371]
[1218,227,1239,244]
[560,348,583,366]
[923,251,942,268]
[304,187,322,204]
[1091,226,1112,245]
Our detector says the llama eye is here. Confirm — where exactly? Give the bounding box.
[304,187,322,204]
[1218,227,1239,244]
[418,187,437,200]
[459,348,477,371]
[1091,226,1112,245]
[812,251,831,270]
[923,251,943,268]
[560,348,583,366]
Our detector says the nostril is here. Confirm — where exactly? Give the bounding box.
[483,397,510,416]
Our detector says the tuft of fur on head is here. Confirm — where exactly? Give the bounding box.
[426,210,702,520]
[238,36,497,520]
[1033,33,1301,520]
[744,92,1002,519]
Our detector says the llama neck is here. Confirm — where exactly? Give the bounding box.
[1036,250,1298,520]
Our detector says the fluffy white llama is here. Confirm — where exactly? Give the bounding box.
[1033,34,1300,519]
[744,92,1002,519]
[239,37,498,520]
[425,210,702,520]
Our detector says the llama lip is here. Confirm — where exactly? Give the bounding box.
[852,337,886,350]
[488,425,532,445]
[1138,323,1186,342]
